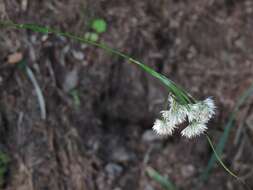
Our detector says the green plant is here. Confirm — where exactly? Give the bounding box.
[84,18,107,42]
[69,88,81,108]
[0,151,10,187]
[90,18,107,34]
[0,20,247,188]
[1,22,192,105]
[84,32,99,42]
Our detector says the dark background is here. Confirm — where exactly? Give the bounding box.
[0,0,253,189]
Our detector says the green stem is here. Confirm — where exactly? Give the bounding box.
[0,20,195,105]
[205,133,238,179]
[205,133,250,190]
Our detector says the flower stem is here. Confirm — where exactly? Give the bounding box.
[205,133,251,190]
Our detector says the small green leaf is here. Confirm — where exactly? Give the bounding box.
[69,89,81,108]
[91,19,107,34]
[0,151,10,187]
[84,32,99,42]
[16,59,27,70]
[0,153,9,165]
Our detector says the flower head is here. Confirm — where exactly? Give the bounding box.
[161,109,186,126]
[152,96,216,138]
[152,119,175,135]
[187,97,215,124]
[181,122,207,138]
[161,96,187,125]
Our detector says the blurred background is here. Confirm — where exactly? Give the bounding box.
[1,0,253,189]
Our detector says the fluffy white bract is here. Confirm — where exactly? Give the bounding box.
[152,96,216,138]
[204,97,216,114]
[187,97,215,124]
[161,96,188,126]
[161,108,186,126]
[181,122,207,138]
[152,119,175,135]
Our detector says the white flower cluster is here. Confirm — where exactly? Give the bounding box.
[153,96,216,138]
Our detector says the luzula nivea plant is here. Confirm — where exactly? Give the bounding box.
[153,95,216,138]
[0,20,247,188]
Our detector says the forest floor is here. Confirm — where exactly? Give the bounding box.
[1,0,253,190]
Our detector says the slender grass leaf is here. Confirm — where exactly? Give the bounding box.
[19,24,49,34]
[201,83,253,181]
[0,21,194,105]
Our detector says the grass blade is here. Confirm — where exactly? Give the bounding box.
[146,167,177,190]
[0,21,194,105]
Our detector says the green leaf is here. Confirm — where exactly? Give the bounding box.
[69,89,81,108]
[91,18,107,34]
[0,153,10,165]
[0,167,6,177]
[146,167,177,190]
[16,59,27,70]
[0,151,10,188]
[0,21,194,106]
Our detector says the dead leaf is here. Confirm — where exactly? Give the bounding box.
[7,52,23,64]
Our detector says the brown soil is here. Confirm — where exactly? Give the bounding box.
[1,0,253,190]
